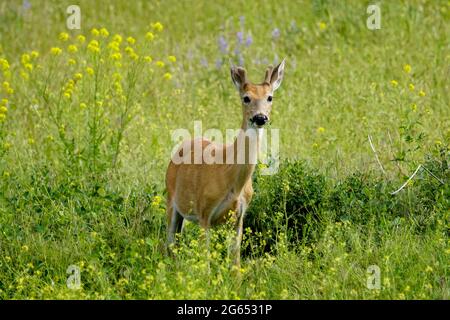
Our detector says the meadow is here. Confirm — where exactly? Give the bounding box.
[0,0,448,299]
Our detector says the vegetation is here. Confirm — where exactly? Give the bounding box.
[0,0,448,299]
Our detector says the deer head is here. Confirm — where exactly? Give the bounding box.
[230,59,285,128]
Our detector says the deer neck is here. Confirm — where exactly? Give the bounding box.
[226,119,263,194]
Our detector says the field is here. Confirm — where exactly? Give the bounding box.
[0,0,449,299]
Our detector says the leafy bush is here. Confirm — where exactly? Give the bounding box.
[245,147,449,255]
[245,160,327,254]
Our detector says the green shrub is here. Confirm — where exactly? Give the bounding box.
[245,147,449,255]
[245,160,327,254]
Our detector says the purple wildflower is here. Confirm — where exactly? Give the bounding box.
[23,0,31,10]
[236,31,244,45]
[245,34,253,47]
[272,28,280,39]
[218,36,228,54]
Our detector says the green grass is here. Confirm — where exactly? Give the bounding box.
[0,0,449,299]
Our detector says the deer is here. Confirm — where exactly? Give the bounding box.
[165,59,285,268]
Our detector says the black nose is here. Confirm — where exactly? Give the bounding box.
[252,114,268,126]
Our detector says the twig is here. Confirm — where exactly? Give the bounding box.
[391,164,422,195]
[368,134,386,175]
[422,165,445,185]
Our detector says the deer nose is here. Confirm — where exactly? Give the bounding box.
[252,114,268,126]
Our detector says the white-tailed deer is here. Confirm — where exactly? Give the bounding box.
[165,59,285,267]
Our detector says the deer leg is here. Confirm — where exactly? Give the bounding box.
[167,206,184,247]
[232,202,246,269]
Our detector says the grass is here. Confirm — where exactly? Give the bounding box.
[0,0,449,299]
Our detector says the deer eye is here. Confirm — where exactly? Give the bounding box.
[243,96,251,104]
[267,96,273,102]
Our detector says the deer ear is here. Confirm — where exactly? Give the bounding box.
[230,66,247,90]
[264,66,274,84]
[270,59,285,91]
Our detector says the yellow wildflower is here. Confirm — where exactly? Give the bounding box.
[317,127,325,133]
[80,102,87,109]
[114,82,123,94]
[91,28,100,36]
[126,36,136,45]
[68,44,78,53]
[110,53,122,60]
[87,40,100,53]
[86,67,94,75]
[77,35,86,43]
[0,114,5,121]
[168,55,176,62]
[31,51,39,59]
[24,63,33,71]
[403,64,411,73]
[20,71,29,80]
[21,245,29,252]
[59,32,69,41]
[144,56,152,63]
[390,80,398,87]
[100,27,109,37]
[419,90,426,97]
[425,266,433,273]
[0,58,10,71]
[113,34,123,43]
[108,41,120,51]
[156,61,165,68]
[1,98,8,105]
[21,53,31,65]
[145,32,155,41]
[68,58,76,65]
[319,22,327,30]
[151,22,163,32]
[67,79,74,88]
[88,46,100,54]
[163,72,172,80]
[74,73,83,80]
[409,83,415,91]
[50,47,62,55]
[0,106,7,113]
[151,195,162,206]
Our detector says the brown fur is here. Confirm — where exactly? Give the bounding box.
[165,60,285,267]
